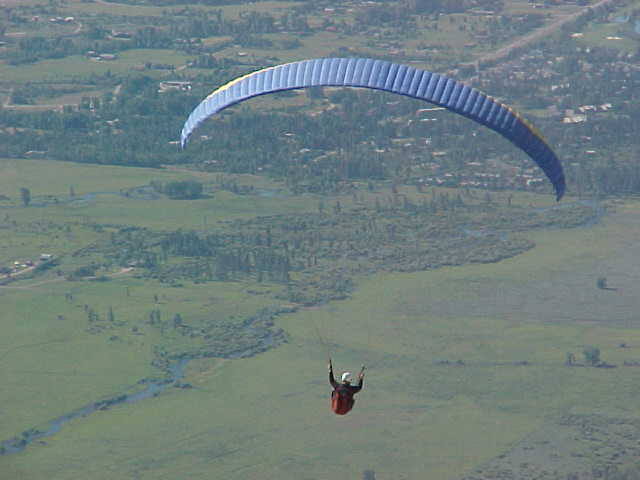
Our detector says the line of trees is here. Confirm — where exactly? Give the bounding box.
[150,180,204,199]
[2,5,639,198]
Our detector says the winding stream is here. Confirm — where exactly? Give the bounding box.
[1,305,288,456]
[0,201,601,456]
[1,358,190,455]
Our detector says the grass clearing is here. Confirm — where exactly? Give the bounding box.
[0,50,191,83]
[0,158,316,265]
[60,0,298,19]
[29,88,109,108]
[0,274,277,440]
[26,189,316,230]
[0,158,179,196]
[4,197,640,479]
[0,0,46,5]
[576,21,638,51]
[0,279,159,437]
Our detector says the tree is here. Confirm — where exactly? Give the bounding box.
[565,352,575,366]
[583,346,601,366]
[596,277,607,289]
[20,187,31,206]
[163,180,204,199]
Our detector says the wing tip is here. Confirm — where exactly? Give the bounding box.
[554,178,566,202]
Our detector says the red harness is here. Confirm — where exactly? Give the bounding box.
[331,390,355,415]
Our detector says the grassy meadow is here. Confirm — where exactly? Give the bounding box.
[2,152,640,479]
[0,158,315,233]
[0,50,192,83]
[57,0,299,19]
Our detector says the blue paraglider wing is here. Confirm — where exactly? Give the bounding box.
[181,58,565,200]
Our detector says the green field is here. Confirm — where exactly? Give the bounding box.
[2,154,640,479]
[576,23,639,52]
[0,158,316,228]
[0,50,192,83]
[58,0,299,19]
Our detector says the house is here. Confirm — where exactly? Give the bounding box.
[111,31,132,39]
[562,109,587,123]
[24,150,46,157]
[158,81,192,93]
[563,115,587,124]
[416,107,445,115]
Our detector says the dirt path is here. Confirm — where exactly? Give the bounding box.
[72,20,83,35]
[0,277,65,289]
[2,89,12,108]
[0,267,134,290]
[0,263,39,281]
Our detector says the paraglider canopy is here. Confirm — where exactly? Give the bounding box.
[180,58,565,200]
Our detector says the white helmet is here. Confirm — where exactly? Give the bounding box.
[341,372,352,382]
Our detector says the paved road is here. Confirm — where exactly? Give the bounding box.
[475,0,622,66]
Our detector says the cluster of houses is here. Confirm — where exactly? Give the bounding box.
[29,16,76,24]
[86,51,117,62]
[2,254,53,277]
[158,81,192,93]
[83,31,134,62]
[413,160,547,192]
[563,103,613,124]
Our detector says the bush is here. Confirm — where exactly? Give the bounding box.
[162,180,204,199]
[583,346,601,366]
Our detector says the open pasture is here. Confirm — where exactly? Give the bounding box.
[0,50,192,83]
[3,197,640,479]
[59,0,299,20]
[0,158,184,196]
[0,273,278,442]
